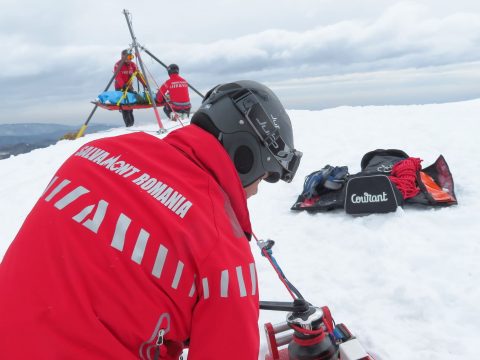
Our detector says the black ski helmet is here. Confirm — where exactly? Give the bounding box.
[191,80,302,187]
[167,64,179,75]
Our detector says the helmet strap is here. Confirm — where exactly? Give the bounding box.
[229,89,302,182]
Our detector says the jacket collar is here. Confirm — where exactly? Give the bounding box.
[164,125,252,238]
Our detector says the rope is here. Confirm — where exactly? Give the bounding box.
[116,70,140,106]
[252,232,303,300]
[135,55,140,92]
[261,248,296,299]
[144,59,160,89]
[389,157,422,199]
[290,324,326,336]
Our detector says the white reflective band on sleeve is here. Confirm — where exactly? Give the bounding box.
[189,275,197,298]
[42,176,59,195]
[171,261,184,289]
[131,228,149,264]
[54,186,89,210]
[82,200,108,234]
[45,179,71,202]
[236,266,247,297]
[249,263,257,296]
[152,245,168,279]
[73,205,94,223]
[220,270,229,298]
[202,277,210,299]
[111,213,132,251]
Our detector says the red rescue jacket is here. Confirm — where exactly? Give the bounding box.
[156,74,191,111]
[114,60,145,91]
[0,125,259,359]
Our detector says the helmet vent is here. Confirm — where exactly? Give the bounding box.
[218,83,242,92]
[234,146,254,174]
[253,89,269,102]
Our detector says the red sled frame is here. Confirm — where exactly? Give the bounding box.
[92,101,156,111]
[264,305,375,360]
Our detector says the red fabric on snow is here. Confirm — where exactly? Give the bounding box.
[389,157,422,199]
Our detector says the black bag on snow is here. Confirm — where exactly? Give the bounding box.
[291,149,457,215]
[344,149,407,214]
[344,174,403,215]
[291,166,349,212]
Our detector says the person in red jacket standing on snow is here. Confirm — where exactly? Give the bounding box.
[0,80,302,360]
[156,64,191,121]
[115,49,147,127]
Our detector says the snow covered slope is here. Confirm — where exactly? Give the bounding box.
[1,100,479,359]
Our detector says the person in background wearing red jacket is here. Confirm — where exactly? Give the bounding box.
[115,49,147,127]
[156,64,191,121]
[0,80,302,360]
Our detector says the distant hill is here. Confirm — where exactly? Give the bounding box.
[0,123,116,159]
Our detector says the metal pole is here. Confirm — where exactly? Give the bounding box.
[141,46,205,99]
[74,56,128,139]
[122,9,165,133]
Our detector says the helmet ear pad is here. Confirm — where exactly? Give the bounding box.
[233,145,254,175]
[222,132,266,187]
[192,111,269,187]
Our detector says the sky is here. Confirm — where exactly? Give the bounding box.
[1,0,480,125]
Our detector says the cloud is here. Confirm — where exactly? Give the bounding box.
[1,1,480,124]
[158,2,480,77]
[267,61,480,109]
[4,2,480,80]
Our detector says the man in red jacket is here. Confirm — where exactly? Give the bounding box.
[0,80,302,359]
[156,64,191,121]
[114,49,147,127]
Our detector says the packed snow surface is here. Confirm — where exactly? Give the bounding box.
[1,100,479,359]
